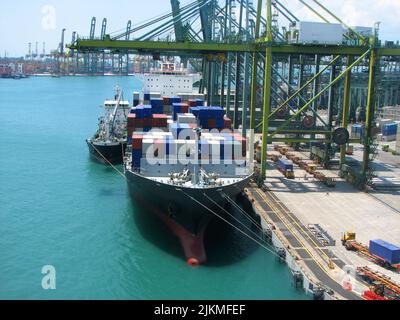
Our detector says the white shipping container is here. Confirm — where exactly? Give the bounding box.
[382,135,397,142]
[298,21,343,44]
[378,118,394,128]
[150,92,161,98]
[142,139,155,156]
[208,140,221,162]
[177,113,197,124]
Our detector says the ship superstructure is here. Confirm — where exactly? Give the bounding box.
[138,62,201,97]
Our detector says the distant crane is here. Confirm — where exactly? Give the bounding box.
[54,28,66,75]
[27,43,32,60]
[40,42,46,58]
[101,19,107,73]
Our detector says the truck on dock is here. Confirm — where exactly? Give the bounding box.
[341,232,400,271]
[357,266,400,300]
[277,159,295,179]
[314,171,337,187]
[369,239,400,267]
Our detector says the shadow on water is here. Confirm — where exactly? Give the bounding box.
[130,194,263,267]
[86,157,127,197]
[204,195,262,267]
[86,153,124,174]
[131,198,184,259]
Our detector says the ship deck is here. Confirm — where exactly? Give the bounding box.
[147,176,251,188]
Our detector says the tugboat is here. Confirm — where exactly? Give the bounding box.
[87,87,130,164]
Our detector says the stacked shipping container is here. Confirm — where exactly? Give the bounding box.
[381,123,398,142]
[129,131,247,168]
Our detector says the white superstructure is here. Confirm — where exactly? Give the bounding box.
[297,21,343,45]
[141,62,200,96]
[95,87,130,143]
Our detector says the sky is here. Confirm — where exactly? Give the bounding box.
[0,0,399,57]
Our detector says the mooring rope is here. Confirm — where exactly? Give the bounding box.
[203,193,273,249]
[179,189,281,259]
[219,191,264,230]
[89,140,126,179]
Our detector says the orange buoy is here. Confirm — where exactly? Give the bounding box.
[187,258,200,266]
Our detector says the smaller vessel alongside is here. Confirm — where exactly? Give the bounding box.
[87,87,130,164]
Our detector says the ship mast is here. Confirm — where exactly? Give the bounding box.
[108,86,123,140]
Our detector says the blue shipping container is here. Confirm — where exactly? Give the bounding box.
[369,239,400,265]
[382,123,397,136]
[190,107,201,117]
[208,106,225,118]
[277,159,293,171]
[132,149,142,157]
[142,105,152,117]
[132,106,145,119]
[199,107,212,119]
[168,96,182,105]
[150,98,164,107]
[152,106,164,114]
[215,119,224,129]
[195,99,205,106]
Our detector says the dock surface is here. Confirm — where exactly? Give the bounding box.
[246,184,362,300]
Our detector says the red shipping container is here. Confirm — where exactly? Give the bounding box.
[152,114,168,127]
[188,99,197,107]
[233,134,247,157]
[136,119,144,128]
[143,117,152,127]
[208,119,217,128]
[132,134,144,150]
[152,119,164,127]
[127,114,137,127]
[153,114,166,118]
[224,115,232,129]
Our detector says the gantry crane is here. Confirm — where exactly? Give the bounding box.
[67,0,400,189]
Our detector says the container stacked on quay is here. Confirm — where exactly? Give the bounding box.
[124,96,253,265]
[381,123,398,142]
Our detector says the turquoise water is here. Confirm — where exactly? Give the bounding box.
[0,77,308,300]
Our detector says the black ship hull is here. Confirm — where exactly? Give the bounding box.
[86,139,127,165]
[126,170,253,265]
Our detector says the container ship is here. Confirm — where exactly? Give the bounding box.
[123,95,253,265]
[86,87,130,164]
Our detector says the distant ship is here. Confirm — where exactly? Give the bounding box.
[123,62,252,265]
[86,87,130,164]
